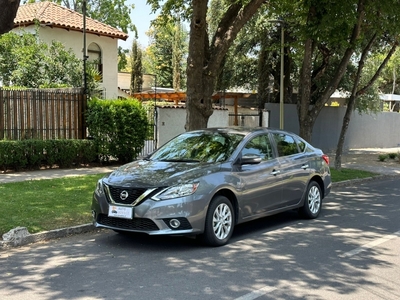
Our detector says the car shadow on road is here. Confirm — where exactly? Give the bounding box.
[98,209,304,250]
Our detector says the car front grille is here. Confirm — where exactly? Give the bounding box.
[97,214,159,231]
[105,185,148,205]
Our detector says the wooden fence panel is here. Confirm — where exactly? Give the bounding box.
[0,88,86,140]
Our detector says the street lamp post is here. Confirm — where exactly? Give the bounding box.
[82,0,88,96]
[270,19,285,129]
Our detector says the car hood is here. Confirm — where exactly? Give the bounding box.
[103,159,221,188]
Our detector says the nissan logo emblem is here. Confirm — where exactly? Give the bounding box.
[120,190,129,200]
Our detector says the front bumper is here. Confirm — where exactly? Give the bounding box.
[91,193,207,236]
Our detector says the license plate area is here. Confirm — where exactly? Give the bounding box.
[108,205,133,219]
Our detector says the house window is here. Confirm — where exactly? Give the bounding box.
[87,42,102,81]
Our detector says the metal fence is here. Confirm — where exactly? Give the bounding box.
[0,88,86,140]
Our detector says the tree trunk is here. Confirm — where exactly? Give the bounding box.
[334,95,356,170]
[297,38,314,142]
[185,0,266,131]
[0,0,19,35]
[334,38,398,170]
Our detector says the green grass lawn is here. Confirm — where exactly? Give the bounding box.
[0,174,105,236]
[0,168,378,237]
[330,168,377,182]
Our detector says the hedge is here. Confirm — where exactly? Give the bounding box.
[0,139,97,172]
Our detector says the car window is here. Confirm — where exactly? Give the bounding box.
[295,137,306,153]
[150,131,244,163]
[273,133,299,157]
[242,134,273,161]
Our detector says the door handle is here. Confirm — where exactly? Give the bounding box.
[301,164,309,169]
[271,170,280,176]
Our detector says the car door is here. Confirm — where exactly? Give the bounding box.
[272,132,310,207]
[237,134,283,218]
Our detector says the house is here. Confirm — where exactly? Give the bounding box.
[13,1,128,99]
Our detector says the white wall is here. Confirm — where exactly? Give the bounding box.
[12,26,119,99]
[265,103,400,152]
[156,107,229,146]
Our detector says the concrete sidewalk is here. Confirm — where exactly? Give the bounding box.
[0,166,118,184]
[333,147,400,176]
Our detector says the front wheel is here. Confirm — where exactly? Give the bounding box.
[299,181,322,219]
[201,196,235,247]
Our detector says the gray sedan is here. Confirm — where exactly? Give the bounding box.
[91,127,331,246]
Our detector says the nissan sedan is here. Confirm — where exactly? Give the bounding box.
[92,127,331,246]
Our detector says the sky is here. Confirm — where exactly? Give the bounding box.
[118,1,157,50]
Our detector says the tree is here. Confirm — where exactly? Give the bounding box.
[374,50,400,95]
[0,31,82,88]
[118,46,129,71]
[334,36,399,170]
[146,16,188,89]
[149,0,267,130]
[130,39,143,93]
[209,1,264,95]
[0,0,19,35]
[185,0,267,130]
[26,0,136,34]
[172,17,185,91]
[268,0,400,144]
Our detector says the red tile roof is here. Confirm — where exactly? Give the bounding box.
[14,1,128,40]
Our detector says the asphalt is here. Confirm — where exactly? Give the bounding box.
[1,148,400,249]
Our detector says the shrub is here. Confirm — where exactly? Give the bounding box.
[86,98,149,163]
[388,153,397,159]
[378,154,388,162]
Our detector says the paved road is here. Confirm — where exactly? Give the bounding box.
[1,177,399,300]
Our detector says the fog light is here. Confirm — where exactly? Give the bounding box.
[169,219,181,229]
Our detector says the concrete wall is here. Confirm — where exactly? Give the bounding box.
[156,107,229,146]
[265,103,400,152]
[13,26,119,99]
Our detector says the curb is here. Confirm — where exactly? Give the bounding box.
[0,224,99,249]
[2,174,400,249]
[332,173,400,188]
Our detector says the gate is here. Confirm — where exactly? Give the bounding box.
[140,105,158,157]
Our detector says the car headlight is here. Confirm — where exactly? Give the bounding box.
[152,183,199,201]
[95,179,104,196]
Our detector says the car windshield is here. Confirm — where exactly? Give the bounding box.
[149,131,245,163]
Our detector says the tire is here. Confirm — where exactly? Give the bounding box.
[299,181,322,219]
[201,196,235,247]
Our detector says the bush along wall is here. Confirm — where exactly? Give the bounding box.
[85,98,149,163]
[0,139,97,172]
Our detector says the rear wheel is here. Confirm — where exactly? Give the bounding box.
[299,181,322,219]
[201,196,234,247]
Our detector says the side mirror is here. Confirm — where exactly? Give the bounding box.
[240,154,262,165]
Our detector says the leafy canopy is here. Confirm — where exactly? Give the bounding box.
[0,30,82,88]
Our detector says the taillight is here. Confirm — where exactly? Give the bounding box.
[322,154,329,165]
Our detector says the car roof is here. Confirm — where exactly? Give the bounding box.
[195,126,296,136]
